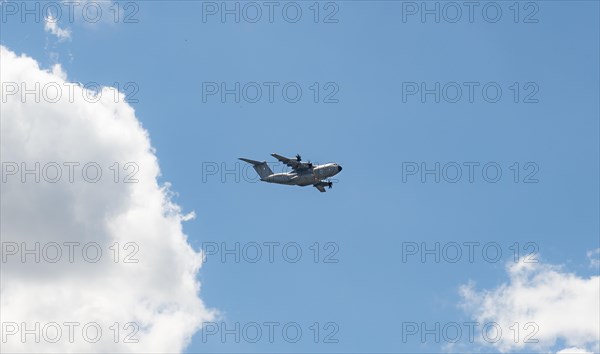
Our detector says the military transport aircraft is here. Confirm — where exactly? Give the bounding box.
[239,153,343,192]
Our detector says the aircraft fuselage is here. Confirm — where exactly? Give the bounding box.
[261,163,342,186]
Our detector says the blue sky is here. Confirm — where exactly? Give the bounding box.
[2,1,599,353]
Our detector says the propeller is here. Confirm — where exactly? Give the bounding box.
[296,154,302,161]
[327,180,333,189]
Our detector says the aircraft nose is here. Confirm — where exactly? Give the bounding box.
[337,165,343,172]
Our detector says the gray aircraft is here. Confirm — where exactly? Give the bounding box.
[239,153,343,192]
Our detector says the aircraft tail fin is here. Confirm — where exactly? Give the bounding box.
[239,158,273,179]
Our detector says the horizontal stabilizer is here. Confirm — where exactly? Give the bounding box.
[239,158,264,165]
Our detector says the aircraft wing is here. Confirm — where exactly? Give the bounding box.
[314,185,327,193]
[271,153,311,171]
[271,153,297,168]
[313,180,332,192]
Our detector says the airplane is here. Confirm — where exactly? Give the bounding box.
[239,153,343,192]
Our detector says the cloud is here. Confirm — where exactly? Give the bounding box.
[556,347,594,354]
[0,46,215,352]
[459,259,599,353]
[44,16,71,41]
[587,248,600,268]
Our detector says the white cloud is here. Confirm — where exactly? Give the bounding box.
[44,16,71,41]
[557,347,594,354]
[0,46,215,352]
[587,248,600,268]
[459,260,599,354]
